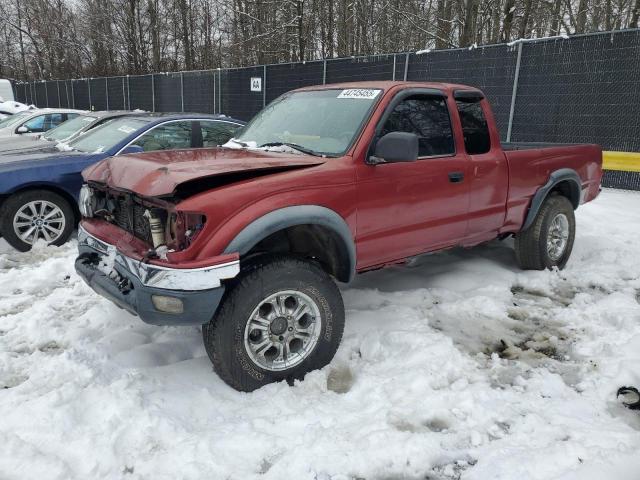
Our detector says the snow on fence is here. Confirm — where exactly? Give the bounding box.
[11,28,640,189]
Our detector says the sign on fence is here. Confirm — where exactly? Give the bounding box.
[250,77,262,92]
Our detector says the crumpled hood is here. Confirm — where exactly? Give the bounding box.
[83,147,327,197]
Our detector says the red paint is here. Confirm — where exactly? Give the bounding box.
[82,81,603,272]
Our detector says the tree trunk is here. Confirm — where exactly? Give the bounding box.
[631,0,640,28]
[501,0,516,42]
[576,0,588,33]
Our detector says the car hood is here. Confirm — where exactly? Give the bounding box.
[0,136,53,154]
[83,147,327,197]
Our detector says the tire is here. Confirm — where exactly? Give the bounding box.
[203,255,345,392]
[514,194,575,270]
[0,190,75,252]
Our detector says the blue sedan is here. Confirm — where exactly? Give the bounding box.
[0,113,245,251]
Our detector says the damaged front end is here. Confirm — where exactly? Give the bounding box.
[79,183,205,258]
[76,184,239,326]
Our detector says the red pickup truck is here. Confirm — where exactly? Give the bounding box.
[75,81,602,391]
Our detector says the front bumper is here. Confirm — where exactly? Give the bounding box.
[75,225,239,325]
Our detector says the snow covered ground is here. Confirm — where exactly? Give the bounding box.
[1,189,640,480]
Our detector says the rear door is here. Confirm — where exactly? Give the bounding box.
[355,89,471,268]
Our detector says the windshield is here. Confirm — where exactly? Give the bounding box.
[0,110,31,129]
[68,117,150,153]
[44,115,97,141]
[233,88,382,156]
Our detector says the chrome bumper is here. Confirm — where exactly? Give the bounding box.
[77,225,239,291]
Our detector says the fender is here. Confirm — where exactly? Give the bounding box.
[522,168,582,231]
[223,205,356,283]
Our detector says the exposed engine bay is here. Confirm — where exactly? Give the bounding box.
[79,183,205,255]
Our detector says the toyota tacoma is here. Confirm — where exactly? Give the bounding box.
[75,82,602,391]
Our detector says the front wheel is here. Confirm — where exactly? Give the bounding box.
[514,195,576,270]
[0,190,75,252]
[203,256,345,392]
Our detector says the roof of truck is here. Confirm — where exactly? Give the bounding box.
[295,81,483,94]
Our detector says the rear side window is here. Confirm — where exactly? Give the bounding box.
[200,121,241,147]
[456,100,491,154]
[44,113,65,130]
[380,96,454,157]
[131,121,193,152]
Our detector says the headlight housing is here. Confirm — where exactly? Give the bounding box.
[167,211,206,250]
[79,184,94,218]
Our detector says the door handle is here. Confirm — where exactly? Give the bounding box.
[448,171,464,183]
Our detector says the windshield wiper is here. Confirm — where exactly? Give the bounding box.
[227,138,250,148]
[258,142,321,157]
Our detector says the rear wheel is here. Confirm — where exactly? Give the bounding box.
[514,195,575,270]
[203,255,345,392]
[0,190,75,252]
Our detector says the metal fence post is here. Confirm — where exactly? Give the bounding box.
[403,53,410,81]
[57,81,61,107]
[121,77,126,109]
[506,41,523,143]
[105,79,109,110]
[392,54,396,81]
[127,76,131,110]
[151,74,156,112]
[218,69,222,114]
[65,81,70,108]
[211,70,218,113]
[87,78,92,110]
[322,60,327,84]
[263,65,267,107]
[71,80,75,108]
[44,81,49,107]
[180,72,185,112]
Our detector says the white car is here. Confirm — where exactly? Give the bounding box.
[0,108,85,139]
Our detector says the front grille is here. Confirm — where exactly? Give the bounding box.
[109,196,153,245]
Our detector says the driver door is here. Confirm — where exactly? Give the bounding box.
[355,91,470,269]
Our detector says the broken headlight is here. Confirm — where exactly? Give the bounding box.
[167,211,206,250]
[79,184,95,218]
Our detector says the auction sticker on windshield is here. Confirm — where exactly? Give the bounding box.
[337,89,381,99]
[117,126,136,134]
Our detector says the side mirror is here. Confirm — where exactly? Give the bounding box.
[370,132,419,164]
[120,144,144,155]
[16,126,29,134]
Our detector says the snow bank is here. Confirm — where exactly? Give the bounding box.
[0,101,34,115]
[1,189,640,479]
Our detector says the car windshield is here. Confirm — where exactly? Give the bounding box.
[68,117,150,153]
[0,110,31,129]
[233,88,382,156]
[44,115,97,141]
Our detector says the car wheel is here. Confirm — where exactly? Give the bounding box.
[203,255,345,392]
[0,190,75,252]
[514,194,575,270]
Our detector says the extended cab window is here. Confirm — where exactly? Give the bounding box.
[381,95,454,157]
[132,121,193,152]
[456,100,491,154]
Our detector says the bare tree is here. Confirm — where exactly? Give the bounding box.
[0,0,638,80]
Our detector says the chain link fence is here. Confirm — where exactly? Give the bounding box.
[12,28,640,189]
